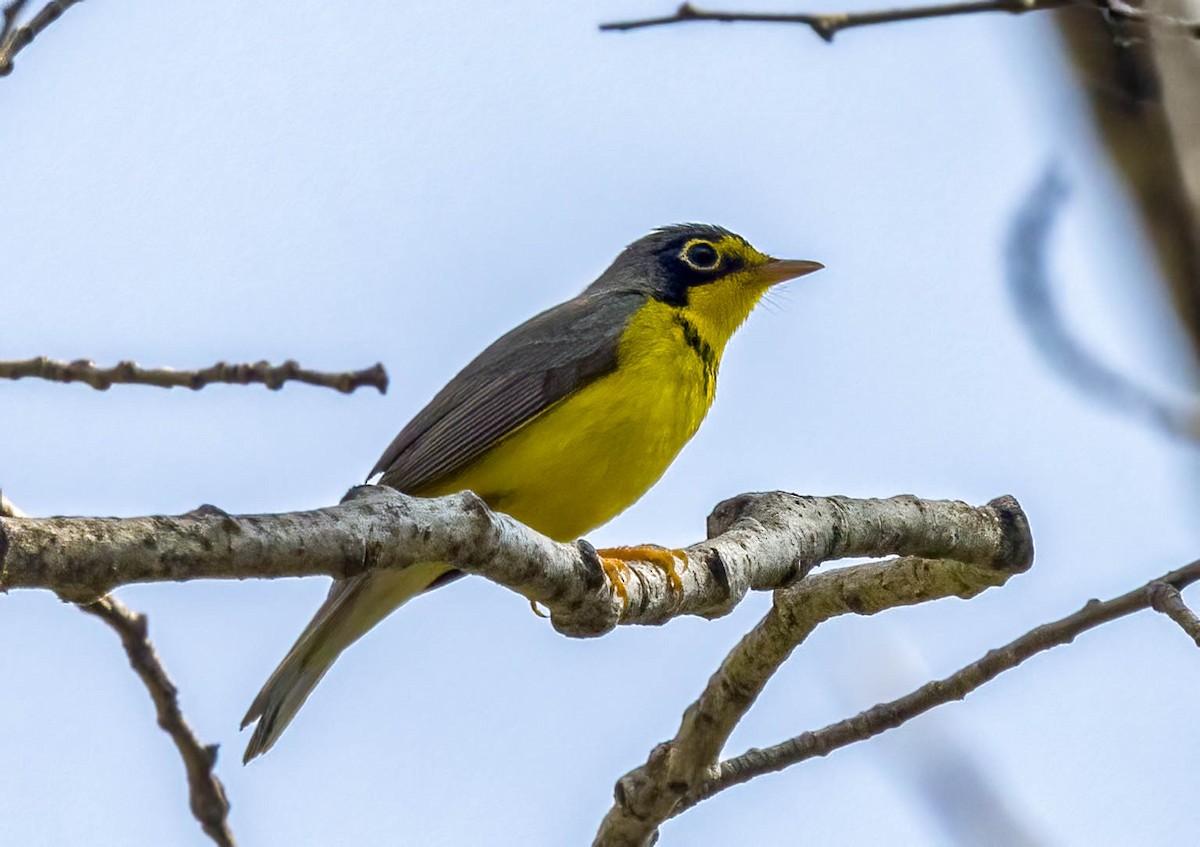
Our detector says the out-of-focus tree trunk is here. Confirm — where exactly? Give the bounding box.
[1057,5,1200,368]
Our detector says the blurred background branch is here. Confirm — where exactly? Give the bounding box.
[1006,170,1200,440]
[1056,3,1200,366]
[0,356,389,394]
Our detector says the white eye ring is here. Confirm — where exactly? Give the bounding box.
[682,241,720,271]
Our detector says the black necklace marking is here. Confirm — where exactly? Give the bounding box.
[674,313,718,393]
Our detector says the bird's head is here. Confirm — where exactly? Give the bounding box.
[589,223,823,354]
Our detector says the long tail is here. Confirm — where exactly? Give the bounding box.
[241,561,450,763]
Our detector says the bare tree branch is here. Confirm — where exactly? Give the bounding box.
[600,0,1200,39]
[7,486,1030,845]
[78,596,235,847]
[672,557,1200,819]
[0,356,389,394]
[600,0,1074,39]
[0,0,82,77]
[1006,168,1200,442]
[593,552,1032,846]
[0,487,1031,639]
[1147,581,1200,647]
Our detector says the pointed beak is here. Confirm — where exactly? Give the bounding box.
[757,258,824,286]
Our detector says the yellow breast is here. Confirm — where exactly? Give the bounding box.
[419,300,717,541]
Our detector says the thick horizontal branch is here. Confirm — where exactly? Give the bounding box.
[0,487,1030,638]
[594,553,1030,846]
[79,597,235,847]
[599,0,1200,40]
[0,0,81,76]
[680,557,1200,812]
[0,356,388,394]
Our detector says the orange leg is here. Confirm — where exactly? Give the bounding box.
[597,544,688,595]
[598,556,631,610]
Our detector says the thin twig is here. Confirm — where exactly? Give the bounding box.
[78,596,236,847]
[0,356,389,394]
[1006,168,1200,443]
[677,558,1200,814]
[599,0,1200,39]
[1147,581,1200,648]
[0,0,82,76]
[600,0,1074,40]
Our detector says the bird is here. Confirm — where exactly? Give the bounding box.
[241,223,823,761]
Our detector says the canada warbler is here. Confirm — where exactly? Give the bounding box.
[242,223,822,761]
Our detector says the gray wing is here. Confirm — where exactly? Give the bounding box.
[371,290,644,493]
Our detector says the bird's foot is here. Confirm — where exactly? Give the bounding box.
[597,545,687,596]
[598,555,631,610]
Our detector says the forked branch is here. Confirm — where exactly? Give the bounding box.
[594,557,1200,846]
[0,0,82,76]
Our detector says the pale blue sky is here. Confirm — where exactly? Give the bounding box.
[3,3,1198,845]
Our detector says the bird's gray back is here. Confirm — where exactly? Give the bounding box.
[371,289,645,493]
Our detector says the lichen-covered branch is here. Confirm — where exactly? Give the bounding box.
[593,552,1032,846]
[0,0,82,76]
[0,356,389,394]
[673,558,1200,816]
[5,487,1030,842]
[0,487,1029,639]
[79,596,235,847]
[599,0,1200,39]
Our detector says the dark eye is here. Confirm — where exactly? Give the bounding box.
[683,241,720,270]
